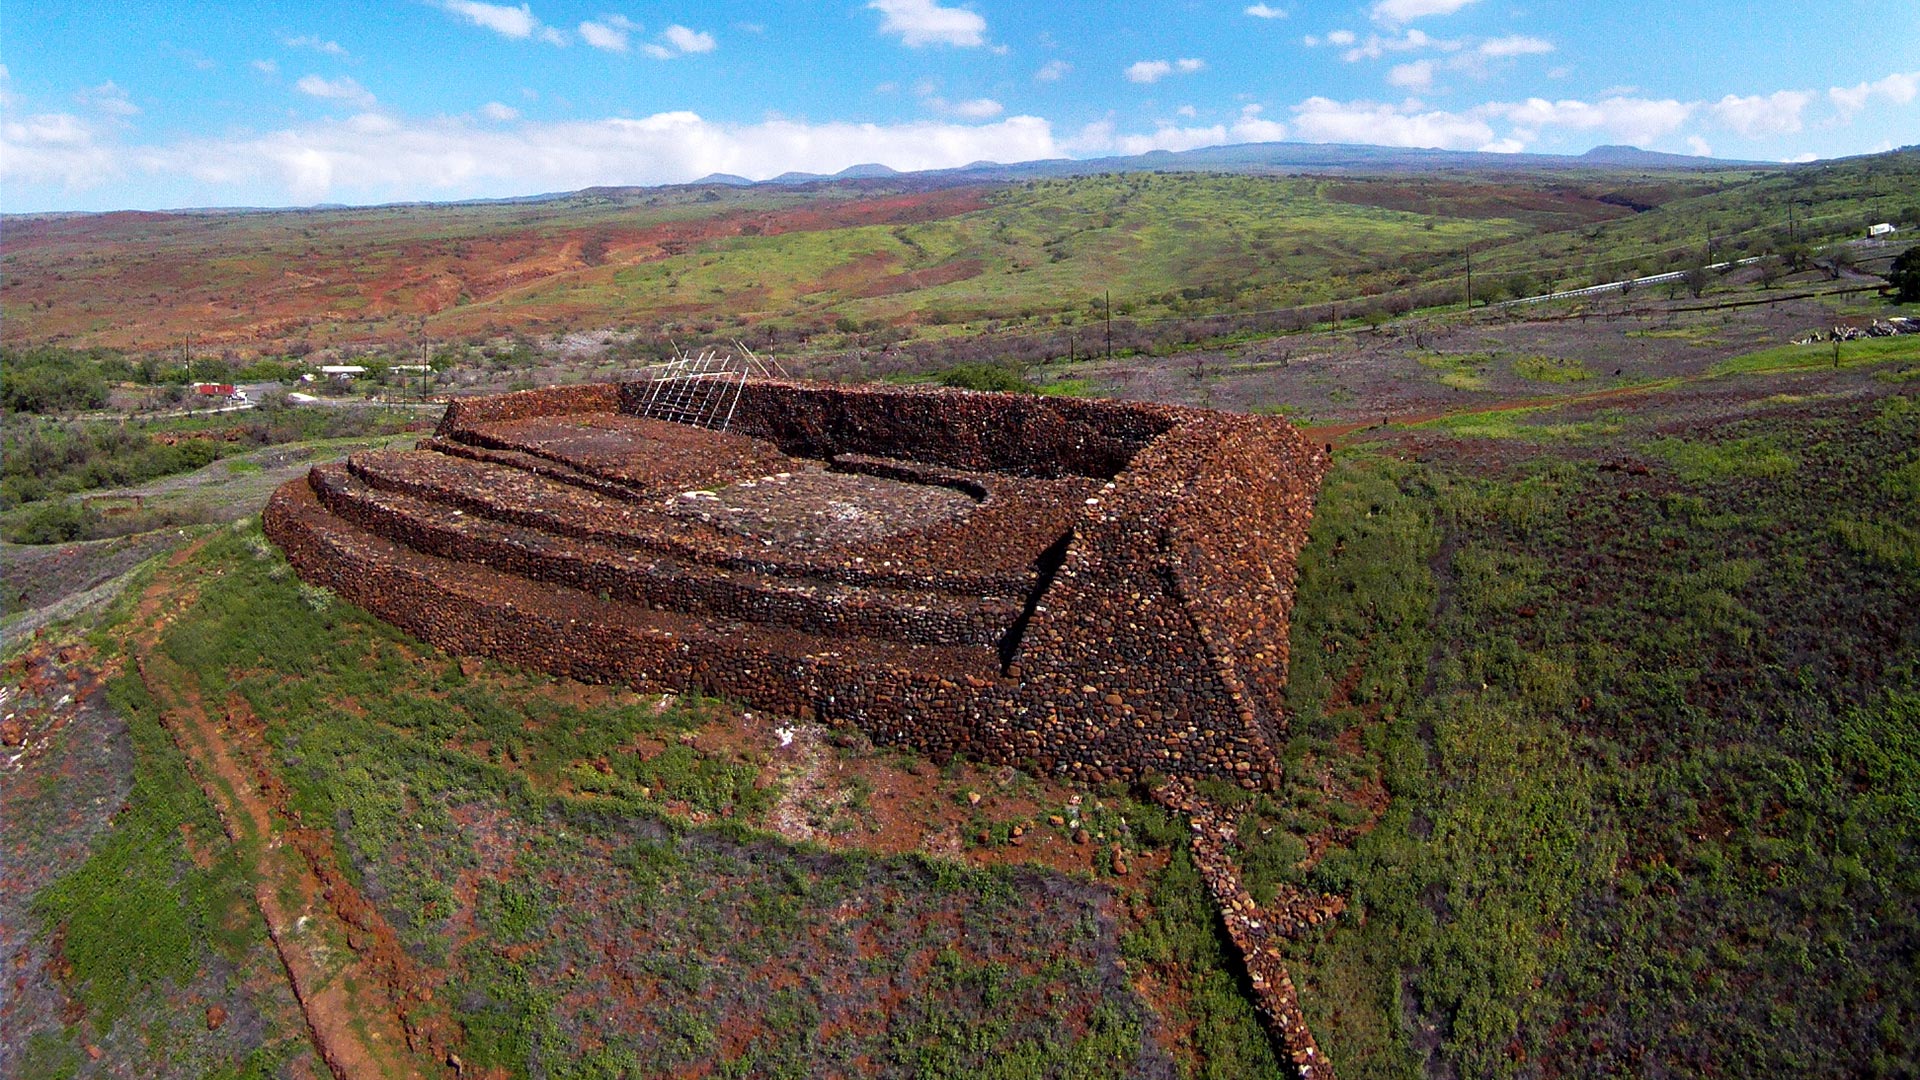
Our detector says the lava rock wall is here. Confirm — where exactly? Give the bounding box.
[270,379,1330,789]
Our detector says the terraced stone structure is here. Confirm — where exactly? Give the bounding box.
[266,380,1330,788]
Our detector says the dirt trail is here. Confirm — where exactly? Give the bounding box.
[127,545,451,1080]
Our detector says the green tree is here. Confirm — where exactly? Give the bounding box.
[1890,248,1920,303]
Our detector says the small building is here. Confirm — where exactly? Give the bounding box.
[1868,222,1897,238]
[192,382,235,397]
[318,364,369,381]
[389,364,434,374]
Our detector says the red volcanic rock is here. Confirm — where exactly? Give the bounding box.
[265,379,1330,790]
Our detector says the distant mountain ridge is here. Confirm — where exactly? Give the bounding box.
[661,141,1765,197]
[2,139,1802,218]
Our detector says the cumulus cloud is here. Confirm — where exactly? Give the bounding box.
[296,74,377,109]
[1,109,119,190]
[578,20,631,52]
[285,35,348,57]
[481,101,520,121]
[93,111,1056,204]
[1388,61,1435,91]
[1068,105,1285,156]
[1370,0,1480,24]
[253,59,280,75]
[951,98,1004,118]
[435,1,566,45]
[642,25,716,59]
[1709,90,1811,137]
[1829,71,1919,114]
[1486,95,1694,146]
[1035,59,1072,82]
[76,81,141,118]
[1327,29,1461,62]
[1479,35,1553,57]
[1126,58,1205,84]
[1291,96,1494,148]
[1688,135,1712,157]
[868,0,988,48]
[1245,4,1287,18]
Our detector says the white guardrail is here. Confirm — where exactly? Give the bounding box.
[1496,257,1765,308]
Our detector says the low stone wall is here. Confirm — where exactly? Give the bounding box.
[282,378,1330,789]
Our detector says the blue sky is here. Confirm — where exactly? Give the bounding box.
[4,1,1917,211]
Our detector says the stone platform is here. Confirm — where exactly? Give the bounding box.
[265,379,1331,788]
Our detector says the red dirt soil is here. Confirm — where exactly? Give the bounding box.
[1,187,992,352]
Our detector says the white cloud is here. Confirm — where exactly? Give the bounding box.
[1388,61,1434,91]
[1328,29,1357,45]
[437,1,538,38]
[578,20,630,52]
[1245,4,1287,18]
[1688,135,1713,157]
[252,59,280,75]
[1126,58,1205,84]
[1067,105,1285,156]
[1370,0,1480,24]
[1708,90,1811,137]
[1035,59,1072,82]
[1486,95,1694,146]
[296,74,377,109]
[868,0,988,48]
[124,111,1061,203]
[1333,29,1460,62]
[1480,137,1524,153]
[949,98,1004,119]
[1127,60,1173,84]
[1479,35,1553,57]
[1,111,117,189]
[1291,97,1494,148]
[642,25,717,59]
[1234,104,1287,142]
[285,35,348,57]
[76,81,141,118]
[1829,71,1919,114]
[1177,104,1198,118]
[434,1,566,44]
[662,25,716,53]
[481,101,520,121]
[1788,151,1818,163]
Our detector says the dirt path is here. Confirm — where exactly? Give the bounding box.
[127,545,451,1080]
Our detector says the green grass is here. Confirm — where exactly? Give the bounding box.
[1404,404,1625,441]
[1710,334,1920,376]
[31,672,261,1029]
[1417,352,1492,391]
[1509,355,1594,383]
[99,521,1213,1079]
[1269,387,1920,1078]
[1647,434,1798,481]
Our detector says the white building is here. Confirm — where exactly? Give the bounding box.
[1868,223,1897,238]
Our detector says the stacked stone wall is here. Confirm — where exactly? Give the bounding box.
[277,378,1331,789]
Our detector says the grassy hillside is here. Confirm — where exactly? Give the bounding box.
[4,159,1796,357]
[1267,366,1919,1077]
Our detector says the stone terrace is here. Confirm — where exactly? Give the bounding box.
[266,379,1331,789]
